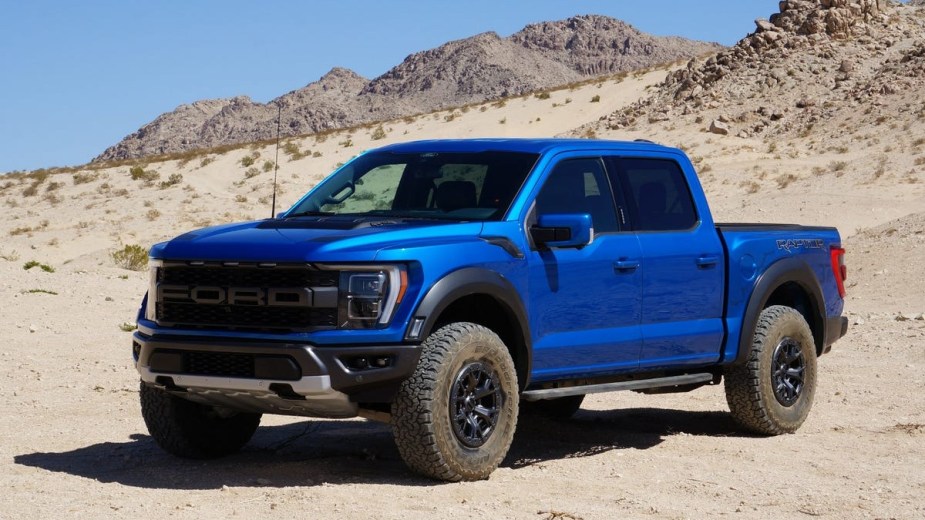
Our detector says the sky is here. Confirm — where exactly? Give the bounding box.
[0,0,781,173]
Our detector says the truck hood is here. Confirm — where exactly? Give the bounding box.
[151,216,485,263]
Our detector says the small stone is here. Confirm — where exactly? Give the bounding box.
[914,313,924,321]
[29,325,36,333]
[854,317,865,325]
[895,313,910,322]
[105,296,114,302]
[709,120,730,135]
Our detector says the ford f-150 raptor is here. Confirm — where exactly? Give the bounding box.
[132,138,848,481]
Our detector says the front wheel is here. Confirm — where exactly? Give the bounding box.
[140,382,261,458]
[724,305,818,435]
[391,322,519,481]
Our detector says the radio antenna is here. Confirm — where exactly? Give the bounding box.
[271,104,282,218]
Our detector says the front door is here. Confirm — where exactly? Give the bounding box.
[526,156,643,382]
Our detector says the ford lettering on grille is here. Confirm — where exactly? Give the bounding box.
[159,285,313,307]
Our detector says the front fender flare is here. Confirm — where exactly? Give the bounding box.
[406,267,532,385]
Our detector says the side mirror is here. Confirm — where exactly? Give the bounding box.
[531,213,593,248]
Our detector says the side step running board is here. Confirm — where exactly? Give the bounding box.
[521,373,715,401]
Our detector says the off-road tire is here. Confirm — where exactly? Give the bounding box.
[521,394,585,420]
[140,382,261,458]
[724,305,817,435]
[391,322,519,481]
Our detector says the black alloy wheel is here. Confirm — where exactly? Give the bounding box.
[450,362,503,448]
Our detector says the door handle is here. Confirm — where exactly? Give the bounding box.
[614,259,640,273]
[697,255,720,268]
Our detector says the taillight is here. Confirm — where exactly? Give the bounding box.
[830,246,847,298]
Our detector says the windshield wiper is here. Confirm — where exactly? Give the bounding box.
[283,211,336,218]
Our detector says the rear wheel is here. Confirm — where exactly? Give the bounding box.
[140,382,261,458]
[391,322,519,481]
[724,306,817,435]
[521,394,585,420]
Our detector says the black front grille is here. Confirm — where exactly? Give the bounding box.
[159,302,337,330]
[160,264,338,288]
[156,263,340,331]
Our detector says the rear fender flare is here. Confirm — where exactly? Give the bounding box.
[730,257,825,365]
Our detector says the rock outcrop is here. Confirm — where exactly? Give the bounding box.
[587,0,923,140]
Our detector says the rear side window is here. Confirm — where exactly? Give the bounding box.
[614,158,697,231]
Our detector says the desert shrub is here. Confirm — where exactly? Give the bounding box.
[28,170,50,183]
[262,160,275,172]
[111,244,149,271]
[130,165,159,182]
[240,155,256,167]
[235,194,248,203]
[244,167,260,179]
[830,161,849,172]
[535,92,551,100]
[776,173,798,188]
[10,226,33,236]
[72,172,99,185]
[119,322,137,332]
[371,125,387,140]
[591,95,601,103]
[159,173,183,189]
[339,139,353,148]
[26,288,57,295]
[498,117,507,125]
[23,260,55,273]
[146,209,161,220]
[22,184,39,197]
[200,157,214,168]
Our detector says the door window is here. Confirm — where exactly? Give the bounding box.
[535,158,619,233]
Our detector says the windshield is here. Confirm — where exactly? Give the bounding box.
[286,151,539,221]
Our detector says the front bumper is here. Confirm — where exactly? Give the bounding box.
[133,332,420,418]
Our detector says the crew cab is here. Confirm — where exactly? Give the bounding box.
[132,138,848,481]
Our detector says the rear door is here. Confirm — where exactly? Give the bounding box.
[525,155,643,381]
[607,156,725,368]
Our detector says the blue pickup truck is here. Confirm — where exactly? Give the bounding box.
[133,138,848,481]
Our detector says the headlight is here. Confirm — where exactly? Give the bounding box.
[328,265,407,329]
[145,259,163,321]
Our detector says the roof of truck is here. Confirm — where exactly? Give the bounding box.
[374,138,676,155]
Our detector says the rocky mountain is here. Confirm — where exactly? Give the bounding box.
[586,0,925,141]
[94,15,720,162]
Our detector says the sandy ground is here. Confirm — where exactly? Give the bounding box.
[1,64,924,519]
